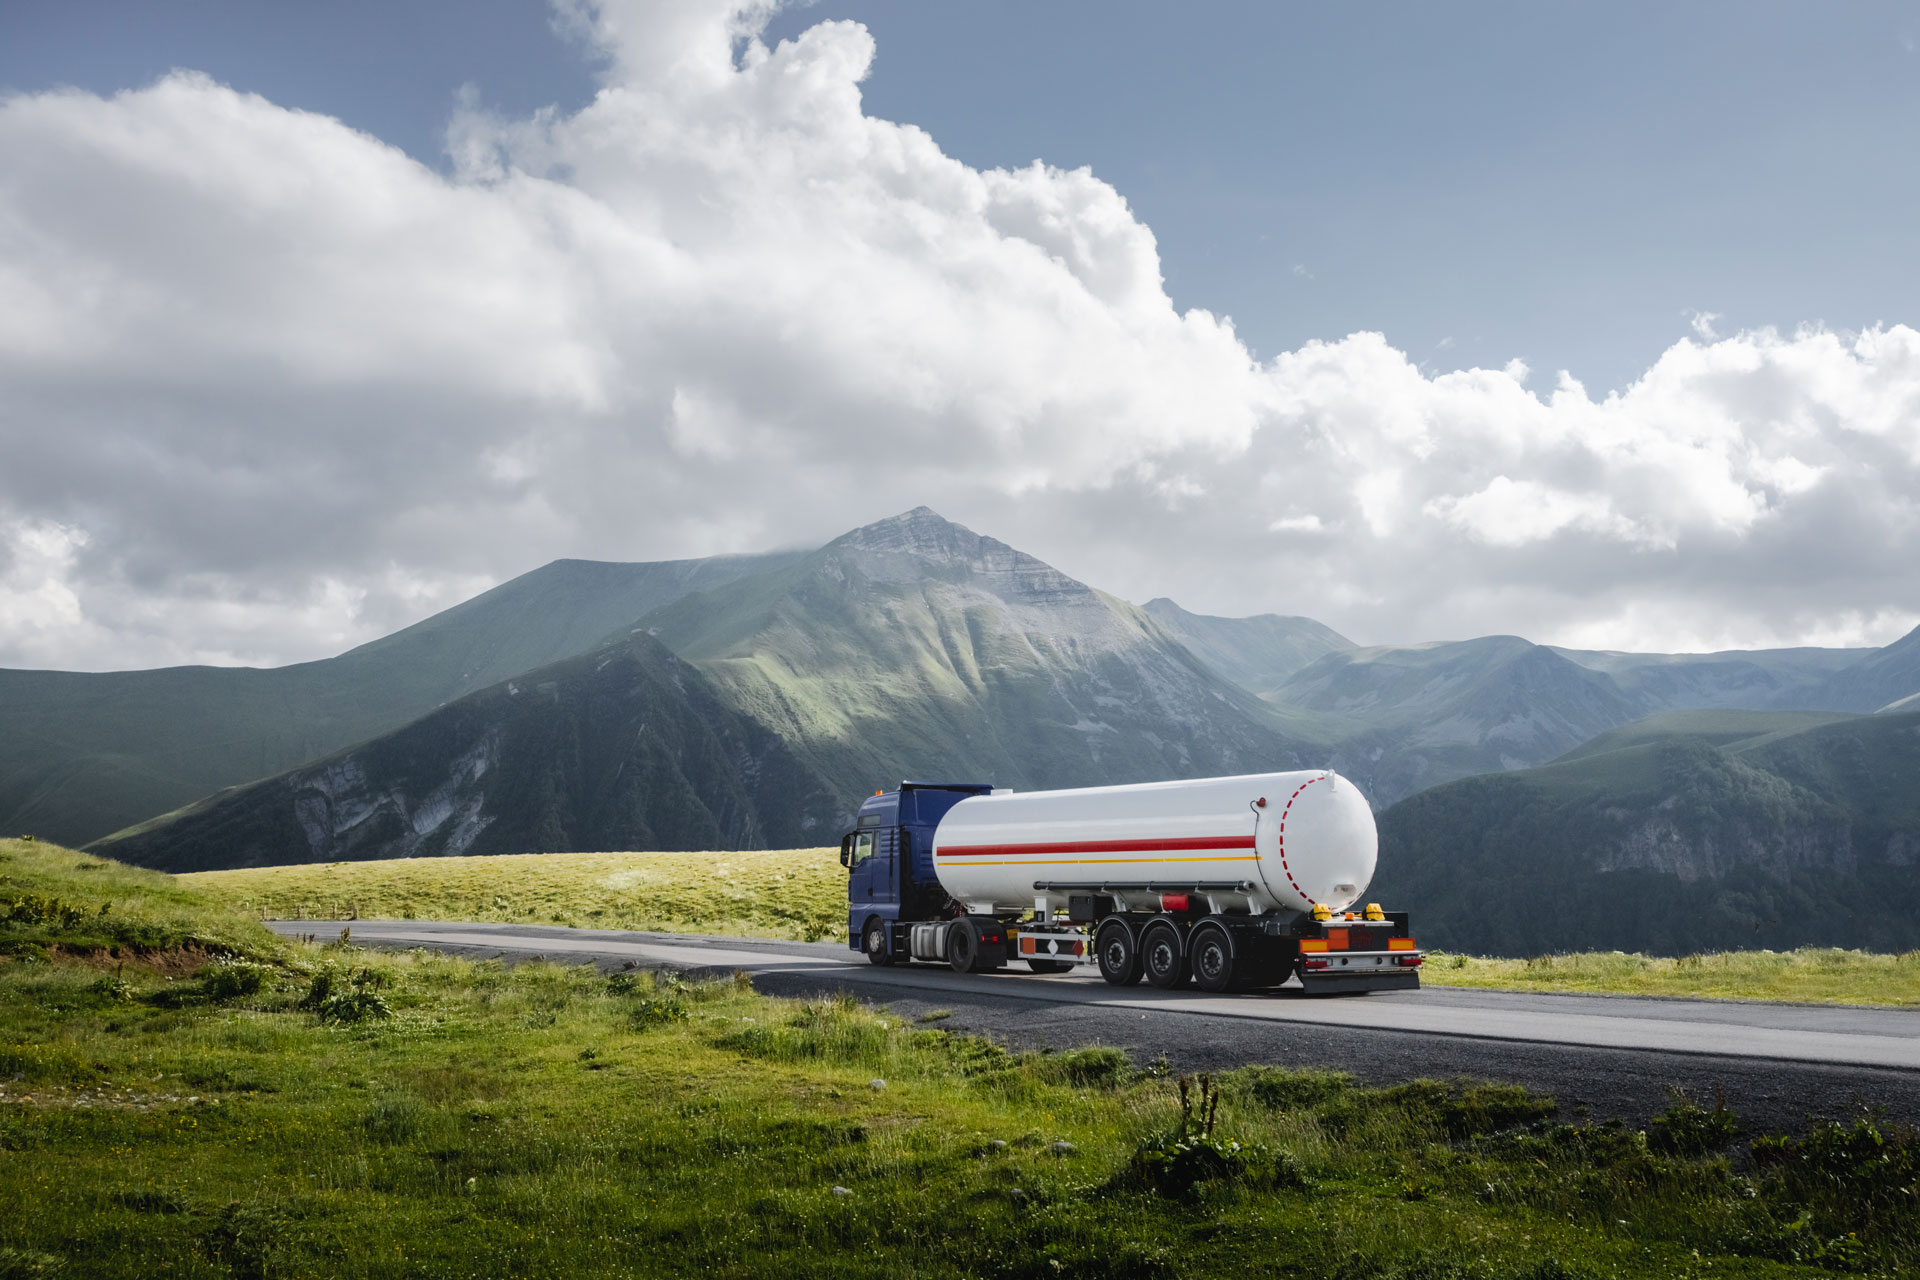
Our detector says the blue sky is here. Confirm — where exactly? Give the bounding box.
[9,0,1917,391]
[1,1,1917,667]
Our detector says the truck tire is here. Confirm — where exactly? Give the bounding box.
[1095,918,1144,986]
[1188,921,1235,993]
[947,917,1004,974]
[862,918,894,967]
[1141,918,1188,990]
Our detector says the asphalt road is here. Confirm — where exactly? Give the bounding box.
[270,919,1920,1135]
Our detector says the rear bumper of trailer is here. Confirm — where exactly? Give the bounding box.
[1298,970,1421,994]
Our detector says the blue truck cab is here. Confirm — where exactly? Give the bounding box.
[841,781,992,964]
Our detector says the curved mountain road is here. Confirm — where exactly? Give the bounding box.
[269,919,1920,1134]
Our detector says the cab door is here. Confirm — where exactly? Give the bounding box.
[847,826,898,910]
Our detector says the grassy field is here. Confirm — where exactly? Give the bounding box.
[1425,949,1920,1007]
[183,847,846,942]
[185,847,1920,1005]
[6,838,1918,1279]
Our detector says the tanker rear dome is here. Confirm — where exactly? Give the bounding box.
[1274,772,1378,913]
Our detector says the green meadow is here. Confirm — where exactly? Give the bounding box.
[1424,949,1920,1007]
[6,838,1919,1279]
[183,847,847,942]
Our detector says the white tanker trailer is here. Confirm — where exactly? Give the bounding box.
[839,772,1422,994]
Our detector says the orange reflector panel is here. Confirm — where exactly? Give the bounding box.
[1326,928,1349,949]
[1387,938,1416,951]
[1298,939,1329,953]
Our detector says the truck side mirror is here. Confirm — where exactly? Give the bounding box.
[839,836,852,868]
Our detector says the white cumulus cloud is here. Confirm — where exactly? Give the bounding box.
[1,0,1917,669]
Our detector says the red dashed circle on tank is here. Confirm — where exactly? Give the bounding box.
[1273,773,1327,903]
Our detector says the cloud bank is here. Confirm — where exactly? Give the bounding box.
[1,0,1916,669]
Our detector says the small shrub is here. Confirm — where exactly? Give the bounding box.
[1243,1067,1355,1111]
[316,988,392,1024]
[630,994,689,1030]
[1647,1087,1741,1157]
[299,967,393,1024]
[1425,1081,1558,1138]
[1034,1046,1131,1088]
[198,958,274,1003]
[1124,1074,1294,1199]
[87,974,135,1004]
[1129,1130,1256,1199]
[1,894,89,930]
[1745,1115,1920,1263]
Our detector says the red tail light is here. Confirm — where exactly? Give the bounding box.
[1396,955,1422,967]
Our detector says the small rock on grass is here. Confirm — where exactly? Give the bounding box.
[831,1186,852,1198]
[868,1078,886,1091]
[1049,1140,1076,1156]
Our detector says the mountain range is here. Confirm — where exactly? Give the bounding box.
[9,507,1919,951]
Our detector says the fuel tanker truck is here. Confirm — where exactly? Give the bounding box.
[840,771,1422,994]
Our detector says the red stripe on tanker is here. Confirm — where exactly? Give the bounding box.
[937,834,1257,858]
[930,770,1376,917]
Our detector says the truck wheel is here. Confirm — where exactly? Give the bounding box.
[947,918,1005,974]
[1095,918,1143,986]
[1189,922,1235,993]
[1141,919,1188,990]
[862,918,894,967]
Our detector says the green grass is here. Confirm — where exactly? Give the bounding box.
[6,876,1917,1276]
[6,840,1920,1277]
[1,837,286,964]
[1422,948,1920,1006]
[182,847,847,942]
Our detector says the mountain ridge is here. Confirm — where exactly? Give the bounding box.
[637,506,1317,798]
[1371,708,1920,955]
[1,550,804,847]
[93,633,842,872]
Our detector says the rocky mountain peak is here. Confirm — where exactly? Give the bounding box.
[825,508,1091,604]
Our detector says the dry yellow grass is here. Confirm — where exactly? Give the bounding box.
[1423,948,1920,1006]
[182,846,846,942]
